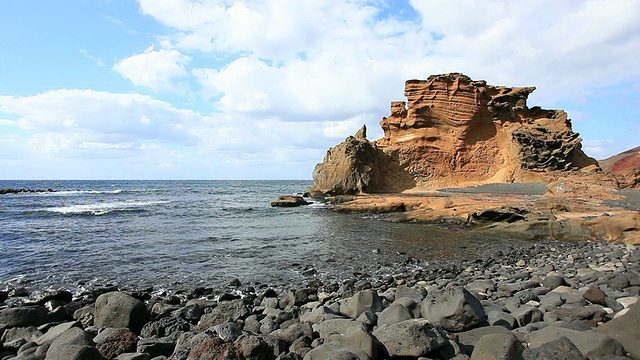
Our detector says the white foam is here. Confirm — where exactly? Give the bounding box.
[42,200,170,215]
[48,189,123,195]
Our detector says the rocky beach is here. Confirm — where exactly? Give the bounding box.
[2,73,640,359]
[0,240,639,359]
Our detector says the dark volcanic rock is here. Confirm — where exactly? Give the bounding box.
[271,195,311,207]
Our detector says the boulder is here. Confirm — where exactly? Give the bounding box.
[455,326,513,355]
[594,300,640,359]
[95,328,139,359]
[372,318,447,358]
[376,302,413,326]
[303,340,370,360]
[271,196,311,207]
[470,332,523,360]
[197,299,249,329]
[527,326,624,359]
[136,336,175,358]
[421,286,486,332]
[95,292,150,332]
[0,307,50,328]
[526,336,587,360]
[339,290,382,319]
[45,327,103,360]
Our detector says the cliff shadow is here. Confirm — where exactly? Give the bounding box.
[367,148,417,193]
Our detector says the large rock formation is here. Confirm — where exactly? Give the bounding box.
[600,146,640,189]
[308,73,599,195]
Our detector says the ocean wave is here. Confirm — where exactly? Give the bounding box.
[48,189,123,195]
[40,200,170,216]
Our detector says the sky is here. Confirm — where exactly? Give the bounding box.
[0,0,639,180]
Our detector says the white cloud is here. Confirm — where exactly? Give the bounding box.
[114,45,191,92]
[0,89,202,151]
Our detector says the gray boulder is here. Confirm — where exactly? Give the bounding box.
[510,305,543,327]
[95,292,150,332]
[421,286,486,332]
[136,336,175,358]
[527,326,624,359]
[0,307,49,328]
[303,340,370,360]
[313,319,364,340]
[45,327,103,360]
[376,302,413,326]
[595,300,640,359]
[470,332,523,360]
[529,336,587,360]
[455,326,513,355]
[339,290,382,319]
[372,318,447,358]
[197,299,249,329]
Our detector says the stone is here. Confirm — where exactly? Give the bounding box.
[0,307,49,328]
[303,340,370,360]
[470,332,523,360]
[186,337,241,360]
[528,326,624,359]
[455,326,513,355]
[45,327,101,360]
[208,322,243,342]
[542,275,567,290]
[34,321,81,345]
[236,334,288,360]
[421,286,486,332]
[376,302,413,326]
[338,290,382,319]
[372,319,447,358]
[395,285,426,301]
[532,336,587,360]
[595,300,640,359]
[136,336,175,358]
[510,305,543,327]
[487,310,518,330]
[114,353,151,360]
[1,326,43,343]
[313,319,364,340]
[95,328,139,359]
[583,286,607,305]
[95,292,150,332]
[171,331,212,360]
[141,316,191,339]
[271,196,311,207]
[340,327,379,359]
[197,299,249,329]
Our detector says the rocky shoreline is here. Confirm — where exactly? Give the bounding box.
[0,189,55,195]
[1,240,638,359]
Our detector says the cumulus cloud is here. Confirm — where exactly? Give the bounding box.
[0,90,202,153]
[114,45,191,92]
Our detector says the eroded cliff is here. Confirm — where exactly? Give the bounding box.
[309,73,600,195]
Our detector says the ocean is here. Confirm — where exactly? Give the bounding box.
[0,180,526,296]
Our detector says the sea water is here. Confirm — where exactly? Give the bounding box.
[0,180,525,295]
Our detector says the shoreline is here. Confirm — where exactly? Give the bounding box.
[1,239,639,359]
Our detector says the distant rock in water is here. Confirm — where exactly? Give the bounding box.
[271,195,311,207]
[599,146,640,189]
[308,73,600,195]
[0,188,55,194]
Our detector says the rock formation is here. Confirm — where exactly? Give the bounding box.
[308,73,599,195]
[600,146,640,189]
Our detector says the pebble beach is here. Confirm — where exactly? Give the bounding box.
[1,239,639,359]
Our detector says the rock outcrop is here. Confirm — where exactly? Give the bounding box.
[600,146,640,189]
[308,73,599,195]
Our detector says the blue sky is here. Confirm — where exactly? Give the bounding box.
[1,0,639,180]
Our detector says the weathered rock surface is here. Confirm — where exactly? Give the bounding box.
[309,73,600,195]
[94,292,150,332]
[271,195,311,207]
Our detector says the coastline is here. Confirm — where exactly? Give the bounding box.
[1,239,638,359]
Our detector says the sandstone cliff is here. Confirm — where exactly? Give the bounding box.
[309,73,600,195]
